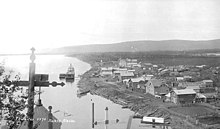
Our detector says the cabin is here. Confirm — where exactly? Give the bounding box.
[202,80,213,87]
[100,67,113,76]
[119,59,127,67]
[119,71,134,81]
[176,77,184,82]
[123,77,149,92]
[185,85,201,93]
[195,92,217,103]
[178,82,204,89]
[145,79,169,98]
[198,87,217,103]
[118,58,138,68]
[183,76,192,82]
[170,89,196,104]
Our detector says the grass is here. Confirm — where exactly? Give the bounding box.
[198,116,220,125]
[169,105,214,118]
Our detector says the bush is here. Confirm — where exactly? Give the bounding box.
[0,66,27,129]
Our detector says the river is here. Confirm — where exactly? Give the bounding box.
[0,55,135,129]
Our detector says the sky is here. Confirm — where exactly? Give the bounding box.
[0,0,220,54]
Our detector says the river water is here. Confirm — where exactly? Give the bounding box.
[0,55,135,129]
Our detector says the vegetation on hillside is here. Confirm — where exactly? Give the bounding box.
[69,51,220,67]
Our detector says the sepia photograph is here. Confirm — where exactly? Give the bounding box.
[0,0,220,129]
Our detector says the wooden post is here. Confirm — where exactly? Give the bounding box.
[27,47,36,129]
[105,107,109,124]
[92,102,94,128]
[48,106,53,129]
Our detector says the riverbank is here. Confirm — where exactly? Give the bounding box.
[76,61,204,129]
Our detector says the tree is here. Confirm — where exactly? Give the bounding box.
[0,65,27,129]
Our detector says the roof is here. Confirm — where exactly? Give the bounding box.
[132,64,141,67]
[128,69,135,72]
[113,71,120,74]
[142,116,164,123]
[144,63,152,66]
[101,67,113,71]
[120,72,134,77]
[173,89,196,95]
[148,79,165,87]
[165,92,171,97]
[185,86,200,90]
[202,92,217,98]
[203,80,213,83]
[183,76,192,79]
[196,93,206,98]
[127,63,138,65]
[123,77,145,83]
[176,77,184,80]
[18,106,61,129]
[153,65,158,67]
[155,86,169,95]
[119,68,128,71]
[144,76,152,81]
[178,82,204,87]
[126,59,137,62]
[101,71,113,75]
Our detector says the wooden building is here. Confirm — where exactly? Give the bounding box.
[170,89,196,104]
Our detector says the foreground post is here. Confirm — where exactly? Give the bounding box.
[27,47,36,129]
[48,106,53,129]
[92,101,94,128]
[105,107,109,124]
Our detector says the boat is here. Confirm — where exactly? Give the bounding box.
[59,64,75,82]
[77,89,90,98]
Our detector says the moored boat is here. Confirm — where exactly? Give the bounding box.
[59,64,75,82]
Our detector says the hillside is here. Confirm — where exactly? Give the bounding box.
[50,39,220,54]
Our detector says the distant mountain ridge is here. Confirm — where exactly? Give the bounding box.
[50,39,220,54]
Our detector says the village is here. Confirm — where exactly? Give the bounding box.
[77,57,220,129]
[100,58,219,104]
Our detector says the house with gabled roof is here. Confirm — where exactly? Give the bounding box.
[202,80,213,87]
[123,76,151,92]
[119,71,134,81]
[170,89,196,104]
[145,79,169,97]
